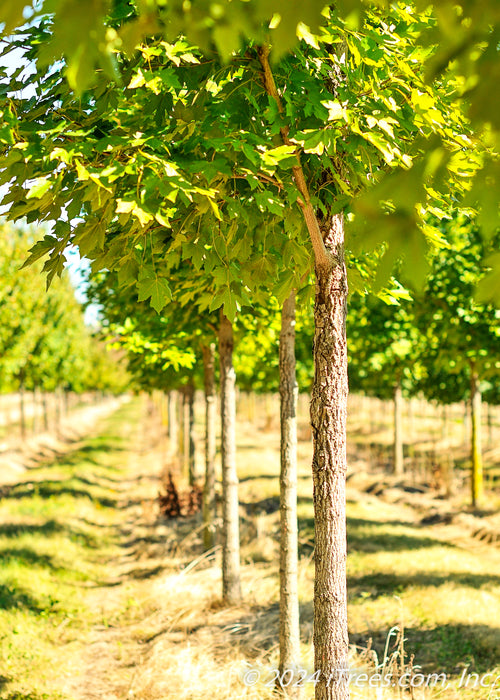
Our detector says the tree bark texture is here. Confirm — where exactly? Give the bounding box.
[471,372,484,508]
[219,311,242,604]
[393,381,404,476]
[202,344,217,551]
[310,214,349,700]
[279,291,301,690]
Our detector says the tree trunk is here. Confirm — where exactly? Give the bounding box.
[168,390,179,458]
[279,291,301,691]
[55,388,62,434]
[310,214,349,700]
[202,344,217,551]
[19,382,26,439]
[487,403,493,448]
[219,311,242,604]
[463,400,470,448]
[471,372,483,508]
[182,388,190,482]
[32,388,38,435]
[257,46,348,700]
[42,392,49,432]
[186,381,196,486]
[394,380,404,476]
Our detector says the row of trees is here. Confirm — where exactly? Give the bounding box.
[348,217,500,506]
[1,2,498,699]
[85,208,498,700]
[95,213,499,504]
[0,222,130,436]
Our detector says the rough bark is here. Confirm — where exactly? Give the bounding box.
[219,311,242,604]
[394,380,404,476]
[471,372,483,508]
[310,214,349,700]
[202,344,217,551]
[279,291,301,691]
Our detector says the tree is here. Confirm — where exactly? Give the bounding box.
[0,5,491,700]
[413,215,500,507]
[0,221,127,434]
[347,286,423,475]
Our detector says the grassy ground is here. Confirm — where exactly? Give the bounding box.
[0,398,141,700]
[0,395,499,699]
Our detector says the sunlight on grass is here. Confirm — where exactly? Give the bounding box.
[0,400,141,700]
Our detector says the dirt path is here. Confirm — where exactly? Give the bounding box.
[0,396,129,487]
[60,399,171,700]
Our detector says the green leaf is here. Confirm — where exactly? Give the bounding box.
[137,276,172,313]
[26,178,51,199]
[21,235,58,268]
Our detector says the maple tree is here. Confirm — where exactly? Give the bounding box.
[1,3,498,699]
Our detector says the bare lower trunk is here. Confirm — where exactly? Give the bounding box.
[32,388,38,435]
[487,404,493,448]
[279,291,301,691]
[42,392,49,432]
[182,388,190,481]
[202,344,217,551]
[310,214,349,700]
[463,400,470,448]
[471,372,483,508]
[55,388,62,433]
[186,381,196,486]
[168,390,179,458]
[219,311,242,604]
[20,382,26,439]
[394,381,404,476]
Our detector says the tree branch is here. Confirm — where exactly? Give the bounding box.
[256,44,332,270]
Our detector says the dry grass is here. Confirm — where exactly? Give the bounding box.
[0,394,499,700]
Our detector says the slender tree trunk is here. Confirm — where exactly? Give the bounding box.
[310,214,349,700]
[182,388,190,482]
[42,392,49,431]
[186,381,196,486]
[463,400,470,448]
[32,388,38,435]
[487,403,493,448]
[394,380,404,476]
[55,388,62,434]
[202,344,217,551]
[471,372,483,508]
[278,291,301,690]
[166,391,172,438]
[19,381,26,439]
[168,390,179,457]
[219,311,242,604]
